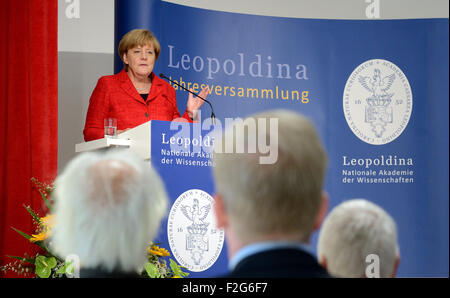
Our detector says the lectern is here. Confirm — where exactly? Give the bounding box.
[75,120,228,277]
[76,121,152,159]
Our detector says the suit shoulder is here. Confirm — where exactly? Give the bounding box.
[94,73,124,92]
[97,73,120,84]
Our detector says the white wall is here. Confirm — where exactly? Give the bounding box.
[58,0,115,172]
[165,0,449,19]
[58,0,115,53]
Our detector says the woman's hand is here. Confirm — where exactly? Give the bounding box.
[186,86,210,121]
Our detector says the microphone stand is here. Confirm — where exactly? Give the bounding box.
[159,73,216,125]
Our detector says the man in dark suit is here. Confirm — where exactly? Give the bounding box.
[212,109,331,278]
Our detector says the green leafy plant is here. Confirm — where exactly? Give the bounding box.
[0,178,68,278]
[143,243,189,278]
[35,256,57,278]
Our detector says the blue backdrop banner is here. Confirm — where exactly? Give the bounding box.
[115,0,449,277]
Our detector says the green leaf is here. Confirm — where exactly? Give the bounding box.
[38,189,53,213]
[169,258,180,274]
[11,227,32,240]
[33,241,51,254]
[35,256,57,278]
[12,226,51,254]
[24,205,41,223]
[170,259,189,277]
[144,262,160,278]
[56,260,73,275]
[6,255,35,265]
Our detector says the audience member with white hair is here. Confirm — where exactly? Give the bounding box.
[212,109,331,277]
[317,199,400,278]
[50,150,168,277]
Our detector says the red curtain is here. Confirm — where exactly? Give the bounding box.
[0,0,58,277]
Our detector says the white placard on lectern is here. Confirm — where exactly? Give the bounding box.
[75,121,151,160]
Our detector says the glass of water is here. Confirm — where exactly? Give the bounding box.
[104,118,117,138]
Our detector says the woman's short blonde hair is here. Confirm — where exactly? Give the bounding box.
[118,29,161,71]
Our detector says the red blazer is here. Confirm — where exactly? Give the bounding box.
[83,70,191,141]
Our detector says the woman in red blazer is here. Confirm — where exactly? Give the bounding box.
[83,29,209,142]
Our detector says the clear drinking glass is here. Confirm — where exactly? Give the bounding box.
[104,118,117,138]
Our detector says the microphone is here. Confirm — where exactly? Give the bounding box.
[159,73,216,125]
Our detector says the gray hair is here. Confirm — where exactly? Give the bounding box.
[317,199,399,278]
[212,109,327,242]
[50,150,168,273]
